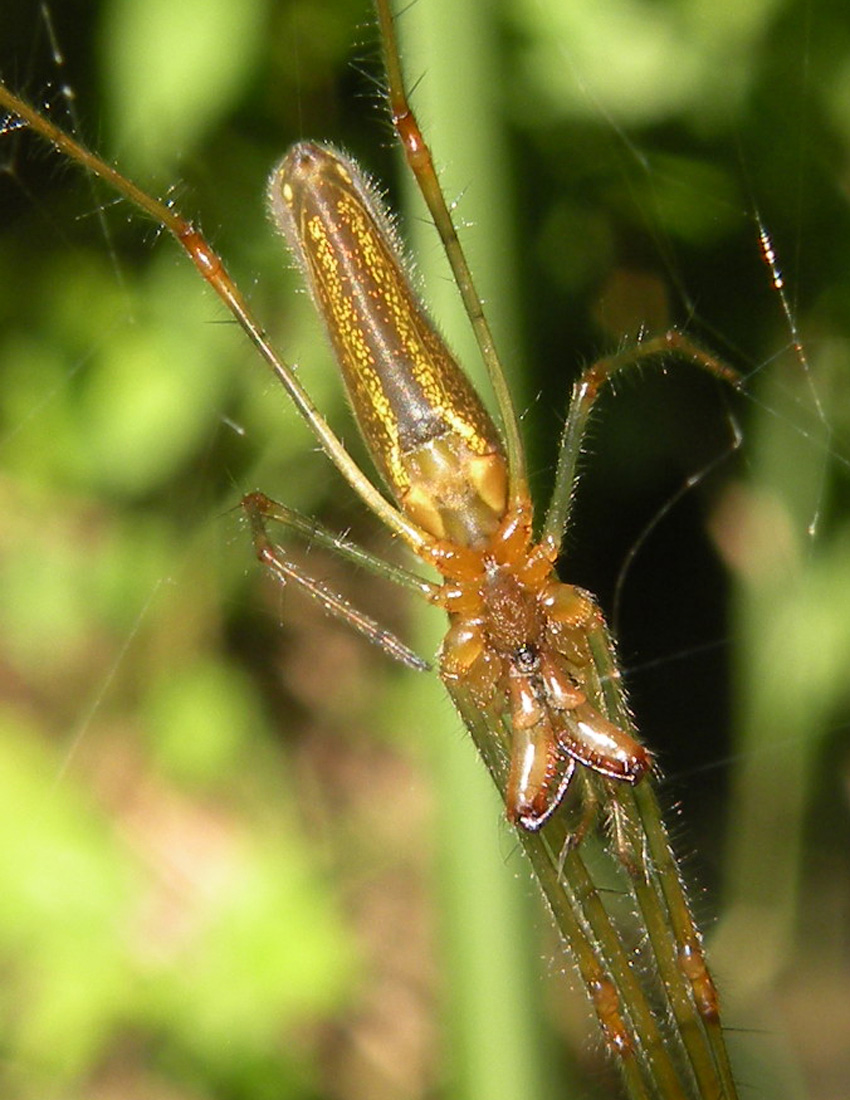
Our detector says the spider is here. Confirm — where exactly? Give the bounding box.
[0,2,743,1094]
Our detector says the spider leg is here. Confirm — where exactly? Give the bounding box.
[543,329,742,550]
[243,491,432,672]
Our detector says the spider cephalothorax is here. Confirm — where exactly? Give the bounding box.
[434,502,650,829]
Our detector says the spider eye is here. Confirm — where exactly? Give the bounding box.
[514,642,539,672]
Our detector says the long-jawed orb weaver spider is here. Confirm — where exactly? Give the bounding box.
[0,1,745,1096]
[251,137,659,832]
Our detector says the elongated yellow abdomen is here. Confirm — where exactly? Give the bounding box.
[268,142,508,546]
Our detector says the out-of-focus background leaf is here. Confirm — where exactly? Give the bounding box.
[1,0,849,1097]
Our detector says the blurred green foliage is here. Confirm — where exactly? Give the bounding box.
[1,0,849,1098]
